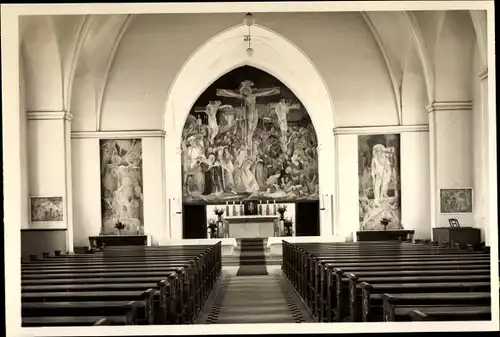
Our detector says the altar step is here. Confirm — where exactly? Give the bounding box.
[222,238,281,266]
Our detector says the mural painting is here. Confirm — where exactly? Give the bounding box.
[100,139,144,235]
[181,66,319,204]
[30,197,64,222]
[358,134,401,230]
[440,188,472,213]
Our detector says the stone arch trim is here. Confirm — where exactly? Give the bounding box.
[162,24,337,240]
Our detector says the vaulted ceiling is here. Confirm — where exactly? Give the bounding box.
[19,11,487,125]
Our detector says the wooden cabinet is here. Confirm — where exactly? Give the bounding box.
[432,227,481,247]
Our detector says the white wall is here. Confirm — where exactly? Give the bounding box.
[335,134,359,241]
[97,12,398,132]
[400,131,431,239]
[71,133,166,246]
[71,138,101,247]
[142,137,165,245]
[434,109,474,226]
[19,60,30,229]
[27,119,67,223]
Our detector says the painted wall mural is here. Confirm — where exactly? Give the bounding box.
[181,66,319,204]
[440,188,472,213]
[30,197,64,222]
[358,134,401,230]
[100,139,144,235]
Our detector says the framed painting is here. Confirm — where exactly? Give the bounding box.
[439,188,473,213]
[30,196,64,222]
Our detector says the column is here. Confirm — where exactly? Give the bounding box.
[164,135,184,241]
[478,68,495,246]
[27,111,74,253]
[317,142,335,237]
[426,101,474,235]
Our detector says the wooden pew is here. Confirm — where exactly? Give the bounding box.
[281,241,492,323]
[361,282,491,322]
[23,316,119,327]
[381,292,492,321]
[21,243,222,326]
[408,306,492,321]
[345,273,490,322]
[22,300,139,325]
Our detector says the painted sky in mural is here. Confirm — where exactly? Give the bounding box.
[100,139,144,235]
[181,66,319,204]
[358,134,401,230]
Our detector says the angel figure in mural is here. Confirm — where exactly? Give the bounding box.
[216,80,280,153]
[182,135,205,195]
[371,144,396,205]
[267,98,301,152]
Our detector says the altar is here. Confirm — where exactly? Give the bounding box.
[225,215,278,238]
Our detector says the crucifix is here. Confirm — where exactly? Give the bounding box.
[216,80,280,155]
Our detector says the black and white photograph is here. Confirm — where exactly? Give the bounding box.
[2,1,498,336]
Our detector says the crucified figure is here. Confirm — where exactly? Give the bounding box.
[267,98,301,152]
[216,80,280,153]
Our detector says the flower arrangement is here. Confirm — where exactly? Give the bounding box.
[380,217,391,230]
[277,204,287,213]
[283,218,294,236]
[213,207,225,217]
[207,219,218,238]
[114,221,126,235]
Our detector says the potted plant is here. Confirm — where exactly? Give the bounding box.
[213,207,225,220]
[380,217,391,231]
[207,219,218,239]
[114,221,126,235]
[277,205,287,219]
[283,218,293,237]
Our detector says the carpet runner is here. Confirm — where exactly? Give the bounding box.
[236,238,268,276]
[196,266,315,324]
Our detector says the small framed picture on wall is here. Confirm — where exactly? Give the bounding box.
[439,188,473,213]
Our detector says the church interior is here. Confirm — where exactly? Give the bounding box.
[3,4,498,331]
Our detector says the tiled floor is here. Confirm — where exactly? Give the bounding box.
[197,266,315,324]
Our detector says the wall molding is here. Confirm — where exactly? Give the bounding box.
[478,67,488,81]
[333,124,429,135]
[426,101,473,113]
[71,130,166,139]
[27,111,73,121]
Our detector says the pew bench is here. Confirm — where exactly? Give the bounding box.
[361,283,491,322]
[408,306,492,321]
[22,315,124,327]
[22,300,139,325]
[382,292,492,321]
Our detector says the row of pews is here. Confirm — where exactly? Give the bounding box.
[21,242,222,327]
[282,241,492,322]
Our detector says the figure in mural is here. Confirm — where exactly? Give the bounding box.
[216,80,280,153]
[181,66,319,204]
[358,134,401,230]
[268,98,301,152]
[100,139,144,235]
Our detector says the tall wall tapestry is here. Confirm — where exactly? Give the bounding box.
[30,197,63,222]
[358,134,401,230]
[100,139,144,235]
[181,66,319,204]
[440,188,472,213]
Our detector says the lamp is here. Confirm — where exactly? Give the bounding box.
[243,13,254,57]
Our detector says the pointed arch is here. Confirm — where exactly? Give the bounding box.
[162,24,337,239]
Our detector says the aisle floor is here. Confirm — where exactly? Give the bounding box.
[197,266,315,324]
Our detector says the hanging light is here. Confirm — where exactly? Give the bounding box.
[243,13,255,57]
[243,12,254,27]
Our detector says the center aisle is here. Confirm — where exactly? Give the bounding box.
[197,266,315,324]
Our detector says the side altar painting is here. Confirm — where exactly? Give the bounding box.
[358,134,401,230]
[181,66,319,204]
[100,139,144,235]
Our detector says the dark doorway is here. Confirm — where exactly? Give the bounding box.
[182,204,207,239]
[295,201,320,236]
